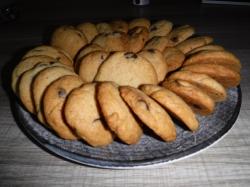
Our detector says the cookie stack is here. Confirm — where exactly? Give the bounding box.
[12,18,241,147]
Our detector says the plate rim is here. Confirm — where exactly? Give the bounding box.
[13,86,242,169]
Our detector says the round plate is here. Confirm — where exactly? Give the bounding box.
[13,87,241,169]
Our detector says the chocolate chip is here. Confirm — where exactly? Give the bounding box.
[138,99,149,111]
[49,61,56,65]
[77,32,82,38]
[171,36,179,42]
[147,49,155,53]
[56,57,61,61]
[124,52,137,59]
[58,88,67,98]
[50,61,57,65]
[100,55,105,60]
[150,26,157,32]
[128,29,134,36]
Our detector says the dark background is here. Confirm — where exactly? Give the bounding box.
[1,0,249,53]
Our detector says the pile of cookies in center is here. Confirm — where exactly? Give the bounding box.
[12,18,241,147]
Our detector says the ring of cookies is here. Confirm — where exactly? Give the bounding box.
[12,18,241,147]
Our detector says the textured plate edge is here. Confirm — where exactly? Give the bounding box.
[13,86,242,169]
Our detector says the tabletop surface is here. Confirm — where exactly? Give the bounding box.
[0,0,250,186]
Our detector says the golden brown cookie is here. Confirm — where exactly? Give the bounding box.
[96,22,113,34]
[168,70,227,102]
[120,86,176,142]
[77,51,109,82]
[18,62,64,113]
[32,66,76,124]
[140,84,199,131]
[162,79,215,115]
[127,26,149,53]
[50,25,88,59]
[75,43,104,63]
[187,44,225,55]
[95,52,158,87]
[92,31,128,52]
[64,83,114,146]
[43,75,83,140]
[97,82,142,144]
[22,45,73,67]
[176,36,214,54]
[162,47,185,72]
[12,56,57,93]
[144,36,169,52]
[76,22,98,43]
[165,25,195,47]
[110,20,128,33]
[138,49,168,82]
[183,50,241,72]
[182,64,241,88]
[149,20,173,40]
[128,18,150,30]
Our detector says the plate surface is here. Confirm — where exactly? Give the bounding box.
[14,87,241,169]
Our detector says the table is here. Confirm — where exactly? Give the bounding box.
[1,0,250,186]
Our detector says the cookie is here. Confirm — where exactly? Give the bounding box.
[77,51,109,82]
[128,18,150,30]
[97,82,142,144]
[127,26,149,53]
[165,25,195,47]
[138,49,168,82]
[168,70,227,102]
[110,20,128,33]
[75,43,104,63]
[32,66,76,124]
[162,47,185,72]
[43,75,83,140]
[182,63,241,88]
[176,36,214,54]
[120,86,176,142]
[144,36,169,52]
[18,62,65,113]
[76,22,98,43]
[149,20,173,40]
[92,31,128,52]
[183,50,241,72]
[12,56,57,93]
[64,83,114,146]
[50,25,88,59]
[187,44,225,55]
[140,84,199,131]
[162,80,215,115]
[95,52,158,87]
[96,22,113,34]
[22,45,73,67]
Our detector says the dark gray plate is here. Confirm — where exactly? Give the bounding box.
[13,87,241,169]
